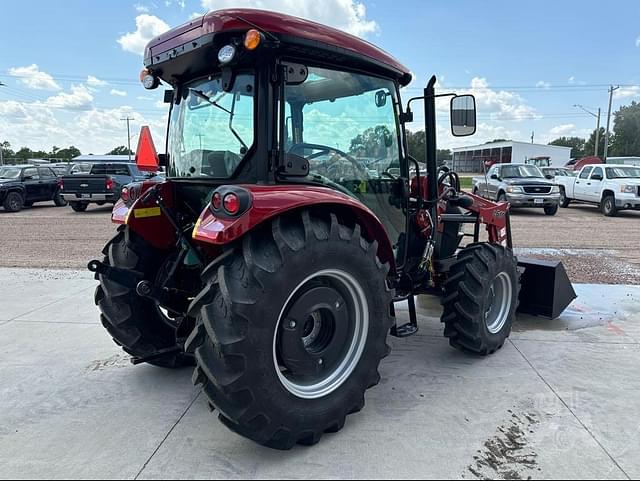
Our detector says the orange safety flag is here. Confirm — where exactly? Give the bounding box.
[135,126,159,172]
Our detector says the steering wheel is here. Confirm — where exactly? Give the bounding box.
[289,143,370,180]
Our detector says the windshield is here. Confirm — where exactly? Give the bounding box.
[501,165,544,179]
[167,73,255,178]
[606,167,640,179]
[0,167,22,179]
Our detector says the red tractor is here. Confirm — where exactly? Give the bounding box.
[90,9,576,450]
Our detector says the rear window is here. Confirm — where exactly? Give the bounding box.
[91,164,131,176]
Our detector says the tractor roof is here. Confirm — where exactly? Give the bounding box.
[144,8,412,86]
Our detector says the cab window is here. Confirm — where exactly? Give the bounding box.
[590,167,603,180]
[22,168,39,180]
[579,167,593,179]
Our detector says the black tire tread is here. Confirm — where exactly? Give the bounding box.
[186,210,393,449]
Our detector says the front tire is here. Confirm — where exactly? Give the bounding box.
[95,227,194,368]
[3,192,23,212]
[601,195,617,217]
[441,243,520,355]
[559,188,570,208]
[544,204,559,216]
[186,211,393,449]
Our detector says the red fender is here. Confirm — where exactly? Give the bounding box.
[193,184,396,271]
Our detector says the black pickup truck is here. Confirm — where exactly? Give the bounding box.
[0,165,67,212]
[61,163,155,212]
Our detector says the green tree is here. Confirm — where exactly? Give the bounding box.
[406,130,425,162]
[549,136,586,159]
[53,146,81,161]
[609,101,640,156]
[107,146,134,156]
[349,125,394,158]
[584,127,606,158]
[1,141,14,162]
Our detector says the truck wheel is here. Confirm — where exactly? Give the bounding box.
[53,191,68,207]
[497,192,507,203]
[3,192,23,212]
[441,243,520,356]
[70,202,88,212]
[559,188,570,208]
[186,211,393,449]
[601,195,617,217]
[544,204,559,216]
[95,227,194,368]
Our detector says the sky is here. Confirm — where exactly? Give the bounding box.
[1,0,639,155]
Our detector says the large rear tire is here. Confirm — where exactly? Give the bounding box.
[601,194,617,217]
[441,243,520,355]
[70,202,88,212]
[53,190,68,207]
[95,227,194,368]
[186,210,393,449]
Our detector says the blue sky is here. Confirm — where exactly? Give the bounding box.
[1,0,639,154]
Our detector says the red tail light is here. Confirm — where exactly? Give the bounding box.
[120,187,130,202]
[212,192,222,210]
[106,178,115,190]
[58,178,64,190]
[223,193,240,215]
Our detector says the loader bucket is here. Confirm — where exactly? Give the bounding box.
[517,257,577,319]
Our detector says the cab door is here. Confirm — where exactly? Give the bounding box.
[587,167,605,202]
[574,167,593,201]
[21,167,42,202]
[38,167,58,199]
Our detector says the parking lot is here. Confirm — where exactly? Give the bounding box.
[0,200,639,480]
[0,202,638,284]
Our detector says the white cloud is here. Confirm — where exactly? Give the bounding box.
[43,85,94,111]
[614,85,640,99]
[86,75,108,88]
[536,80,551,89]
[8,64,61,91]
[454,77,539,121]
[135,3,151,13]
[117,14,170,55]
[110,89,128,97]
[199,0,378,37]
[636,36,640,47]
[568,76,575,84]
[550,124,577,136]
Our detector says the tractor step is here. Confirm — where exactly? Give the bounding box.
[131,346,184,365]
[390,295,419,338]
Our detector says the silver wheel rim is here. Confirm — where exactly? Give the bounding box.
[273,269,369,400]
[485,272,513,334]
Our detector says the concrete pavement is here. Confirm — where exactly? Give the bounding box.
[0,268,638,480]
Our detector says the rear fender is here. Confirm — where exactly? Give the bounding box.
[111,180,176,250]
[192,184,396,271]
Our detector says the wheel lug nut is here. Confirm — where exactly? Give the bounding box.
[318,358,324,366]
[289,320,297,329]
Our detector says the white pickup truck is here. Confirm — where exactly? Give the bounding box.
[556,164,640,216]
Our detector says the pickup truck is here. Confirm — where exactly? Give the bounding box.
[556,164,640,217]
[472,163,561,215]
[61,163,154,212]
[0,165,67,212]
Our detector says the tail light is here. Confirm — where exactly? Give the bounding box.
[106,178,115,190]
[223,193,240,215]
[120,187,130,203]
[58,178,64,190]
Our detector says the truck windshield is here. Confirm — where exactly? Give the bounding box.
[0,167,21,179]
[167,73,255,178]
[501,165,543,178]
[606,167,640,179]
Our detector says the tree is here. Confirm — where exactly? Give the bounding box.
[107,146,134,156]
[349,125,394,159]
[405,130,425,163]
[1,141,14,163]
[584,127,607,158]
[609,101,640,156]
[549,136,586,159]
[52,146,81,161]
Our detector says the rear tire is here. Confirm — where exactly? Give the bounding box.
[53,190,67,207]
[3,192,23,212]
[601,195,617,217]
[441,243,520,356]
[70,202,88,212]
[95,227,194,368]
[186,210,393,449]
[544,204,559,216]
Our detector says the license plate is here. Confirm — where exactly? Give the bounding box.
[534,198,544,205]
[81,194,92,199]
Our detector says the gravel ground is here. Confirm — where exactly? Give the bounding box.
[0,200,638,284]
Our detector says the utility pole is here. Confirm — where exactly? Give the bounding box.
[0,82,5,165]
[603,85,619,163]
[531,131,535,144]
[574,105,601,156]
[120,117,135,161]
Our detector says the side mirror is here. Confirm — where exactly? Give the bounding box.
[451,95,477,137]
[490,174,499,180]
[592,174,603,181]
[545,174,554,180]
[23,175,34,181]
[375,90,388,108]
